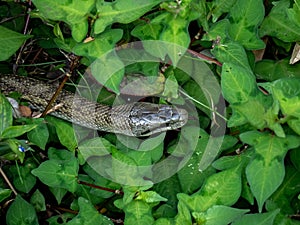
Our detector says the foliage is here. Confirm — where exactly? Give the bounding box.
[0,0,300,224]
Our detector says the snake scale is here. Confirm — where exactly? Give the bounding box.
[0,74,188,136]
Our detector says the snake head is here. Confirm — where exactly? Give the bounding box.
[129,102,188,137]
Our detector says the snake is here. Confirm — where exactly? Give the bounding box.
[0,74,188,136]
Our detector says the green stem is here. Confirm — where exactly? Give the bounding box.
[179,90,228,121]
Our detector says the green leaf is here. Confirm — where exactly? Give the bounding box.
[32,0,95,23]
[288,119,300,136]
[31,0,95,42]
[181,80,211,116]
[110,148,149,186]
[116,186,147,207]
[155,199,192,225]
[71,20,88,43]
[90,51,125,94]
[0,26,32,61]
[155,205,177,220]
[47,147,76,160]
[27,120,49,150]
[178,157,215,194]
[271,212,300,225]
[153,175,181,217]
[290,148,300,171]
[122,200,155,225]
[196,133,224,172]
[227,92,280,133]
[49,187,68,205]
[47,213,75,225]
[67,197,113,225]
[94,0,161,34]
[160,0,201,22]
[228,0,265,49]
[264,101,285,138]
[131,22,163,40]
[254,58,300,82]
[259,0,300,42]
[271,78,300,119]
[46,116,77,152]
[231,209,280,225]
[241,169,255,205]
[192,205,249,225]
[287,0,300,25]
[174,200,192,225]
[0,2,25,32]
[200,167,242,207]
[212,150,251,171]
[240,131,300,212]
[266,164,300,215]
[30,189,46,212]
[212,41,251,70]
[4,139,26,162]
[246,158,284,213]
[118,72,164,97]
[178,130,216,194]
[154,218,173,225]
[178,167,242,212]
[124,134,164,166]
[31,149,79,193]
[221,63,257,104]
[202,19,230,41]
[6,195,38,225]
[136,191,167,203]
[78,137,113,160]
[210,0,238,22]
[75,175,106,204]
[0,188,12,203]
[132,1,200,65]
[160,17,190,65]
[1,124,37,139]
[241,131,300,159]
[9,159,37,193]
[227,100,255,127]
[131,22,168,60]
[191,0,208,30]
[0,93,13,136]
[72,29,123,61]
[162,73,179,99]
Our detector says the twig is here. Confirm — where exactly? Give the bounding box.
[48,204,78,215]
[23,0,32,35]
[187,49,222,66]
[40,74,70,118]
[78,180,124,195]
[34,103,63,118]
[0,167,17,196]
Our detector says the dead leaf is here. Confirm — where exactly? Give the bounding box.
[290,43,300,64]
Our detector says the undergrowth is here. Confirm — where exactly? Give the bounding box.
[0,0,300,225]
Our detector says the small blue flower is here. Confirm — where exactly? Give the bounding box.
[18,145,26,152]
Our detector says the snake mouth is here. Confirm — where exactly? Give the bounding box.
[129,103,189,137]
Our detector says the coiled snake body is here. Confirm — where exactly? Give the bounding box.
[0,74,188,136]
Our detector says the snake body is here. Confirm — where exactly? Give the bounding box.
[0,74,188,136]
